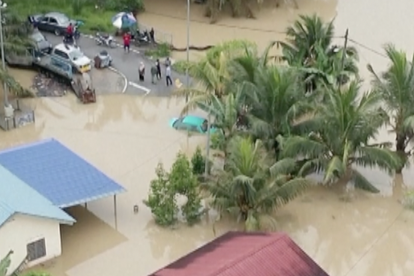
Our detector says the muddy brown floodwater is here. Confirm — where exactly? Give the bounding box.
[2,0,414,275]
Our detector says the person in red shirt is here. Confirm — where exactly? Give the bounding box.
[65,23,74,43]
[66,23,73,36]
[123,32,131,53]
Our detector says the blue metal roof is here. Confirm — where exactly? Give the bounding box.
[0,165,75,226]
[0,138,126,208]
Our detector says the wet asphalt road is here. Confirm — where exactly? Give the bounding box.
[43,33,189,96]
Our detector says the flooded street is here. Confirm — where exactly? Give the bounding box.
[2,0,414,275]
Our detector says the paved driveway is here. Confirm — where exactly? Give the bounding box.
[43,33,190,96]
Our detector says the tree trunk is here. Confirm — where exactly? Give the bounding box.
[396,134,406,173]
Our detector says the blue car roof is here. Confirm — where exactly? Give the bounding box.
[183,115,205,125]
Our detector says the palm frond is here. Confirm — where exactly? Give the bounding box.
[269,158,297,177]
[350,169,380,193]
[355,146,403,173]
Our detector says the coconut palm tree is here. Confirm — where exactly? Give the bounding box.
[368,44,414,172]
[234,61,314,157]
[207,136,309,231]
[281,81,403,192]
[278,14,358,91]
[175,40,256,107]
[195,91,248,157]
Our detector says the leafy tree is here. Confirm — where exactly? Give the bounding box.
[368,44,414,172]
[1,11,34,97]
[169,152,202,225]
[143,163,177,226]
[208,137,309,231]
[144,154,203,226]
[191,146,206,175]
[281,81,403,192]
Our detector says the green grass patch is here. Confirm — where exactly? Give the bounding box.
[9,0,122,34]
[144,43,171,58]
[172,60,193,76]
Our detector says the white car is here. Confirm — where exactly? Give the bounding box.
[51,43,92,73]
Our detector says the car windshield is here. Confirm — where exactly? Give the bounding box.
[68,49,84,61]
[173,118,184,127]
[30,32,45,42]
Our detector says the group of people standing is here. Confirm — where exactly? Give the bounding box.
[121,30,174,87]
[138,57,173,86]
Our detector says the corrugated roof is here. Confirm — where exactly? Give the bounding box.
[149,231,329,276]
[0,138,126,208]
[0,165,75,227]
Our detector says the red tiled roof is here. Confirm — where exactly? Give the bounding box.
[149,231,329,276]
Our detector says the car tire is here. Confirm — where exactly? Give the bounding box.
[54,29,61,36]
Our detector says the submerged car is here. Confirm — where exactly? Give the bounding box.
[169,115,217,134]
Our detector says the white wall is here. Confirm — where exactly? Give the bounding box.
[0,214,62,274]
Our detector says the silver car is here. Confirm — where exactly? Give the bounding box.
[34,12,77,36]
[30,31,52,53]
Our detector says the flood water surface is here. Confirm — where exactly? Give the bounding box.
[4,0,414,275]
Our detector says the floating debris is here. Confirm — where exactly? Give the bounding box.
[32,73,70,97]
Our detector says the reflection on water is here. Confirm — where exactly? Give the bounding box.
[2,0,414,275]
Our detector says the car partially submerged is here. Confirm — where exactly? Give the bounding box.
[169,115,217,134]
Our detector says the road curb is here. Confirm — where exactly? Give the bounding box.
[107,66,128,93]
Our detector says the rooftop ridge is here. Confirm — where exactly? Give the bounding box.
[207,232,287,276]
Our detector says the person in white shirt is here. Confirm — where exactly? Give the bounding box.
[166,66,173,86]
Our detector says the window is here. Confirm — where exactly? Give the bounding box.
[49,18,58,24]
[53,50,69,60]
[188,125,199,132]
[27,238,46,261]
[41,17,49,23]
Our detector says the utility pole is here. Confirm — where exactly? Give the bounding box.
[204,113,211,176]
[185,0,190,102]
[0,1,8,111]
[338,29,349,89]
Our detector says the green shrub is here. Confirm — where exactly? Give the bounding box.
[144,153,203,226]
[191,146,205,175]
[171,60,193,75]
[169,152,202,225]
[144,43,171,58]
[143,163,177,226]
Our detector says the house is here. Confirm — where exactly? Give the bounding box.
[0,165,75,273]
[0,138,126,273]
[149,231,329,276]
